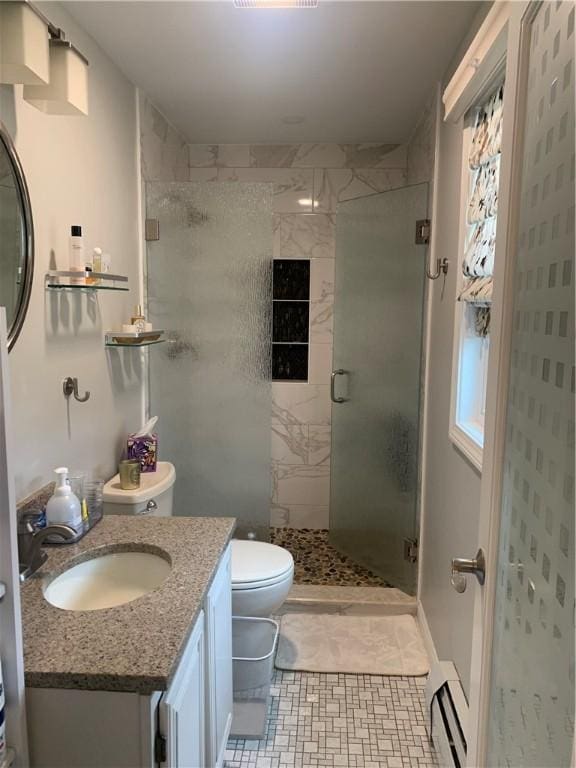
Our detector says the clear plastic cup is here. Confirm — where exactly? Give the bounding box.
[85,479,104,525]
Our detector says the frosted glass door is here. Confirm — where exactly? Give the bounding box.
[485,3,574,764]
[146,183,272,535]
[330,183,428,594]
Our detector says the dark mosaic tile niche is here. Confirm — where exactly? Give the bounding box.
[273,302,309,343]
[272,259,310,381]
[273,260,310,301]
[272,344,308,381]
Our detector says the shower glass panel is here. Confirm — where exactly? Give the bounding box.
[485,2,575,763]
[330,183,428,594]
[146,182,273,536]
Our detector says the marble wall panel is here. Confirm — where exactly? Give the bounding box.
[272,461,330,506]
[139,94,189,182]
[189,143,407,170]
[189,166,314,213]
[279,214,336,259]
[292,143,406,169]
[308,425,331,466]
[188,144,250,167]
[308,343,333,386]
[271,423,309,465]
[310,258,335,302]
[272,383,332,426]
[271,503,330,529]
[312,168,408,212]
[309,301,333,344]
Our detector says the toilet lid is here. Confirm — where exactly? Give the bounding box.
[231,540,294,589]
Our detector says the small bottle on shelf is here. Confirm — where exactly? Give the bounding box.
[69,225,85,285]
[131,304,146,332]
[87,247,102,285]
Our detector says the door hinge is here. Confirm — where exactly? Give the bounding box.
[145,218,160,241]
[154,732,167,764]
[415,219,430,245]
[403,537,418,564]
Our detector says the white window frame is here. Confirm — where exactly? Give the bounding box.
[444,3,510,473]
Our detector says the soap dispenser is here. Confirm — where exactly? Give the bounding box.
[45,467,83,538]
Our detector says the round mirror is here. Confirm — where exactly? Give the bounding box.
[0,122,34,351]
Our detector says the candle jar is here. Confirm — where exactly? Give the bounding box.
[118,459,141,490]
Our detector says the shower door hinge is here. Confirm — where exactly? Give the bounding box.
[415,219,430,245]
[145,218,160,241]
[403,537,419,564]
[154,732,167,764]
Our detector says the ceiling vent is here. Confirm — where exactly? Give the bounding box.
[234,0,318,7]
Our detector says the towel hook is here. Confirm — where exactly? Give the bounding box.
[62,376,90,403]
[426,257,449,280]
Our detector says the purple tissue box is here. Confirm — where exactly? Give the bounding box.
[127,433,158,473]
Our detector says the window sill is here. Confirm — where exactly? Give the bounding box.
[449,421,483,473]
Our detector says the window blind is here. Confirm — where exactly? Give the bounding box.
[458,86,504,335]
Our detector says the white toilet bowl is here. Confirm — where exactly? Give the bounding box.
[231,539,294,617]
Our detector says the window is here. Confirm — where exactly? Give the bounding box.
[450,85,504,469]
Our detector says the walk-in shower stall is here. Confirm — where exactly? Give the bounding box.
[145,180,429,593]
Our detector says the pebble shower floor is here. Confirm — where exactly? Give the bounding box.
[225,669,439,767]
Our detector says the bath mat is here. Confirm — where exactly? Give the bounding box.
[276,613,429,676]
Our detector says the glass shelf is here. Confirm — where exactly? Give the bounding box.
[105,330,165,348]
[106,339,166,348]
[45,270,129,292]
[46,283,129,292]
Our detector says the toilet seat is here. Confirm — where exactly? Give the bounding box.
[231,539,294,591]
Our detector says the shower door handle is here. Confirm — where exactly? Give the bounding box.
[331,369,348,403]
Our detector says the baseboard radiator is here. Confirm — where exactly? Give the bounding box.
[425,661,468,768]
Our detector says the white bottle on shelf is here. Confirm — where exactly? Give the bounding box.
[69,225,85,286]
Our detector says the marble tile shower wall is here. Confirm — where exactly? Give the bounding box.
[139,97,410,528]
[188,142,407,529]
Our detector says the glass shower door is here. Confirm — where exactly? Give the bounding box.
[146,182,273,536]
[330,183,428,594]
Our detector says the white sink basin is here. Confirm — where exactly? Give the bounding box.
[43,550,171,611]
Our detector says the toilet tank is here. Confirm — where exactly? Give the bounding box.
[103,461,176,517]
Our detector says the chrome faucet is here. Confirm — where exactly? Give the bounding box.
[18,520,77,582]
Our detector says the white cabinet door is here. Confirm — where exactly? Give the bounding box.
[159,611,205,768]
[205,545,233,768]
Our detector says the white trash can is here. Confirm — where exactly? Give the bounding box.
[230,616,279,740]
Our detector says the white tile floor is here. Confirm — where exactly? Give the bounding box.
[225,670,439,768]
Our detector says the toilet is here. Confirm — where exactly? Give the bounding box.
[102,461,176,516]
[231,539,294,617]
[102,462,293,615]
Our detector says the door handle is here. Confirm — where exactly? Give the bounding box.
[451,548,486,593]
[330,369,348,403]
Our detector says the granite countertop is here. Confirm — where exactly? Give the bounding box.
[21,515,235,694]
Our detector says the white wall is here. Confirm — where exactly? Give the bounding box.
[419,110,481,696]
[0,3,142,500]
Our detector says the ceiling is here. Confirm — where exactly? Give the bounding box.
[67,1,480,144]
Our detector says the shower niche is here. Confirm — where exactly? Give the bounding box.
[272,259,310,382]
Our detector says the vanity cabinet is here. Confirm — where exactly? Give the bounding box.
[204,544,233,767]
[159,611,206,768]
[27,545,233,768]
